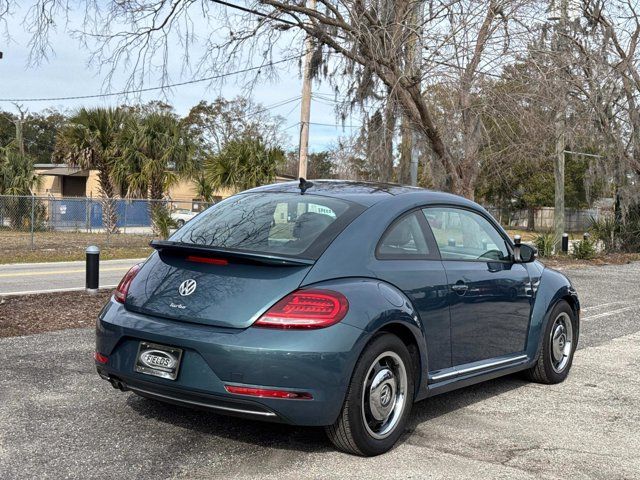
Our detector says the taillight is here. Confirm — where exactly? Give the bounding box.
[94,352,108,364]
[114,263,142,303]
[225,385,313,400]
[253,289,348,329]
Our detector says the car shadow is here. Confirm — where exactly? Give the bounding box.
[126,373,528,454]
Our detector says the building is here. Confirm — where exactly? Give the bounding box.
[33,164,295,211]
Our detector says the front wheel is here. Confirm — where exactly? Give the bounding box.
[326,333,414,456]
[525,300,577,384]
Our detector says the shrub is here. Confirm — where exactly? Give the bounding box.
[572,237,597,260]
[151,206,177,240]
[589,207,640,253]
[589,215,616,252]
[533,232,556,257]
[617,205,640,253]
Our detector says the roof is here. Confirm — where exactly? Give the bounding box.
[246,180,429,206]
[35,166,89,177]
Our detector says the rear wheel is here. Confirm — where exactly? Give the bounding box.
[525,300,577,384]
[176,219,185,228]
[326,333,414,456]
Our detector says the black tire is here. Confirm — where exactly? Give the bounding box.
[176,219,185,228]
[525,300,577,384]
[325,333,415,456]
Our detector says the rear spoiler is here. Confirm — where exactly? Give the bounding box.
[150,240,316,267]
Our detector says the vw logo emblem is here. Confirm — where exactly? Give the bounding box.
[178,279,197,296]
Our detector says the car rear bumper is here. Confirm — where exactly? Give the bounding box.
[96,298,366,426]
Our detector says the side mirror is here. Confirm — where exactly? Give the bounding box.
[519,244,537,263]
[513,235,536,263]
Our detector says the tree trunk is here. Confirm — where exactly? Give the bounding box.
[527,207,536,231]
[149,177,168,237]
[97,167,118,234]
[399,117,412,185]
[381,96,396,182]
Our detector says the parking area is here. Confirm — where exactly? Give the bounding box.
[1,262,639,479]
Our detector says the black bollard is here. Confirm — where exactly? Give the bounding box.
[583,232,590,241]
[513,235,521,261]
[561,233,569,253]
[448,238,456,247]
[86,245,100,294]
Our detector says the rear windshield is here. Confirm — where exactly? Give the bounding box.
[170,192,363,259]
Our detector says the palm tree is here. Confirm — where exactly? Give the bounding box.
[0,145,40,195]
[114,111,196,234]
[0,145,42,229]
[54,107,127,233]
[204,138,283,193]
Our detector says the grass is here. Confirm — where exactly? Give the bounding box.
[0,227,635,266]
[0,230,154,264]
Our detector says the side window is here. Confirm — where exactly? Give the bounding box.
[377,212,432,259]
[423,208,510,261]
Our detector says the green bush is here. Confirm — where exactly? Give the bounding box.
[151,206,177,240]
[617,206,640,253]
[572,237,597,260]
[589,216,616,252]
[533,232,556,257]
[589,207,640,253]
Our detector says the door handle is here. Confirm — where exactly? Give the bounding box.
[451,283,469,294]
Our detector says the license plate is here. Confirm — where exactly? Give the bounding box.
[134,342,183,380]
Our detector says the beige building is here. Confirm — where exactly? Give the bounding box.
[33,164,294,211]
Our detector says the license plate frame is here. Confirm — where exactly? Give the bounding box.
[134,341,183,381]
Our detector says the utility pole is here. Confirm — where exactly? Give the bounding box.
[13,104,26,155]
[298,0,316,179]
[553,0,568,250]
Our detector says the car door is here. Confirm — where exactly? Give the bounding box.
[373,210,452,372]
[422,207,533,366]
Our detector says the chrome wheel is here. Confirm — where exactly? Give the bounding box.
[550,312,573,373]
[361,351,408,440]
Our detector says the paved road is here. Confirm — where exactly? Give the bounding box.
[1,262,639,479]
[0,258,146,295]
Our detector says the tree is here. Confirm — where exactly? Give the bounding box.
[184,97,288,155]
[0,145,40,195]
[23,109,67,164]
[54,107,126,233]
[114,109,196,232]
[0,111,16,148]
[307,151,333,179]
[1,108,66,163]
[0,145,43,229]
[204,138,283,193]
[0,0,540,198]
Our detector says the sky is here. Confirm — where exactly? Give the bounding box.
[0,4,361,153]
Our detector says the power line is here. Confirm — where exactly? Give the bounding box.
[309,121,362,128]
[0,55,302,103]
[208,0,297,26]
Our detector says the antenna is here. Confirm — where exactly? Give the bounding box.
[298,177,314,195]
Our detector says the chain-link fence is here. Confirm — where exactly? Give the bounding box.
[484,205,612,233]
[0,194,614,262]
[0,195,213,262]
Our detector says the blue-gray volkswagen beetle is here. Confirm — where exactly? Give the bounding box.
[95,180,579,456]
